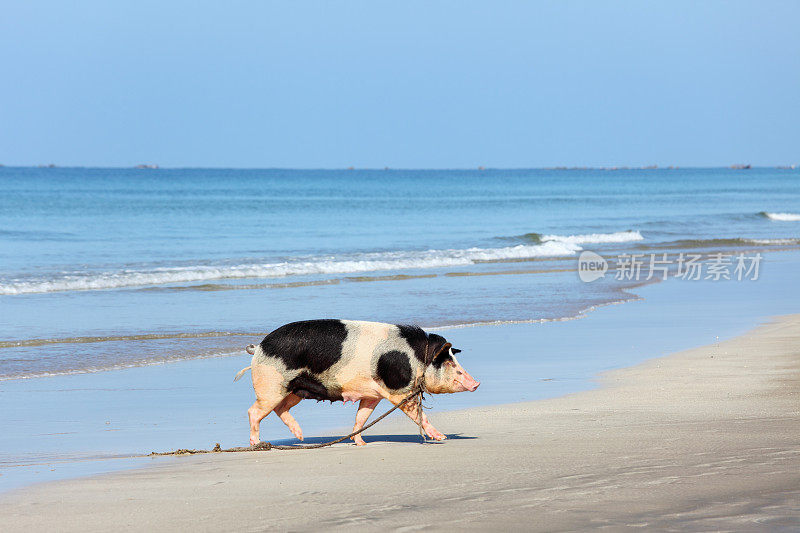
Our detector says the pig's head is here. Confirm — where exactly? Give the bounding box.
[423,334,480,394]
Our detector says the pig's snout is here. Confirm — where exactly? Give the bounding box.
[458,371,480,392]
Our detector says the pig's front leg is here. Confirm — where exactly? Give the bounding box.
[351,398,380,446]
[391,395,446,441]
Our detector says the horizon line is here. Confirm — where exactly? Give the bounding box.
[1,164,797,171]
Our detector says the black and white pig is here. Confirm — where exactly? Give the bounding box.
[235,319,480,446]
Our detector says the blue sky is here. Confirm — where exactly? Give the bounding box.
[1,1,798,168]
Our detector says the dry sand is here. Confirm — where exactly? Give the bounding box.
[1,315,799,531]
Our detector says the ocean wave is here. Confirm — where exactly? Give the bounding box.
[0,331,256,349]
[760,211,800,222]
[749,238,800,245]
[541,230,643,245]
[0,350,243,381]
[636,237,800,250]
[0,228,79,241]
[0,241,584,295]
[141,279,343,292]
[503,230,643,245]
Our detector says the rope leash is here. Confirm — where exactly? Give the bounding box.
[149,383,428,456]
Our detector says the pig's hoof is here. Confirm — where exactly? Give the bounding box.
[250,436,260,446]
[353,436,367,446]
[426,429,447,441]
[292,429,303,441]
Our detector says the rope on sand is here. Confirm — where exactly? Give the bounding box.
[149,384,427,456]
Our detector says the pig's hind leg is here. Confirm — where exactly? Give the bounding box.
[248,364,288,446]
[351,398,380,446]
[248,396,284,446]
[273,393,304,441]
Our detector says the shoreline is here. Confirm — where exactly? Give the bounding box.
[1,313,798,530]
[0,279,639,383]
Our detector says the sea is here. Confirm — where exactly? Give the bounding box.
[1,166,799,381]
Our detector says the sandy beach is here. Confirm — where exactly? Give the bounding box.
[2,313,798,531]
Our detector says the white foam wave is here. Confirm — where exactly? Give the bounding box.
[541,230,644,245]
[0,231,648,295]
[763,212,800,222]
[0,241,584,295]
[749,238,799,245]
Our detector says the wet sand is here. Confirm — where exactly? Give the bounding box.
[1,314,798,531]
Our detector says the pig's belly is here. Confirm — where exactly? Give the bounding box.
[339,376,384,403]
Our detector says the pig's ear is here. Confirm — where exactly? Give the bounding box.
[452,348,461,354]
[425,334,448,364]
[431,342,452,366]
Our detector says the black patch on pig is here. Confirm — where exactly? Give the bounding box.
[426,334,450,365]
[397,324,429,364]
[376,350,413,390]
[287,371,343,402]
[260,319,347,373]
[432,352,453,369]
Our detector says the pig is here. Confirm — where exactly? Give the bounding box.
[235,319,480,446]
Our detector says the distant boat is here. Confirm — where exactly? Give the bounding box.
[135,164,159,169]
[730,164,751,169]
